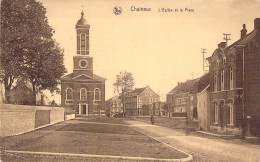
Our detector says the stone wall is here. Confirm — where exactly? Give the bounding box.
[0,104,64,137]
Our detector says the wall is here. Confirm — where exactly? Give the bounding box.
[0,104,64,137]
[197,90,210,130]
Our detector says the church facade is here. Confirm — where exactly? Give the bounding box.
[61,11,106,115]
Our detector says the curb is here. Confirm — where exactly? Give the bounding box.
[196,131,237,138]
[3,150,190,162]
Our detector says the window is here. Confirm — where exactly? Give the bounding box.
[66,88,73,100]
[80,33,86,50]
[80,88,87,100]
[227,103,233,125]
[230,67,233,90]
[221,70,225,91]
[150,98,153,102]
[79,59,88,68]
[145,93,148,96]
[214,103,218,124]
[214,72,217,92]
[139,97,142,102]
[94,88,101,100]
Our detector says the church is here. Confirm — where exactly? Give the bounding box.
[61,11,106,115]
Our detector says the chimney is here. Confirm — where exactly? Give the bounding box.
[240,24,247,39]
[218,42,226,49]
[254,18,260,29]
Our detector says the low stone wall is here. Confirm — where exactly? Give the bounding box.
[0,104,64,137]
[65,114,76,120]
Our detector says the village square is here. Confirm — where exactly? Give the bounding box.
[0,0,260,161]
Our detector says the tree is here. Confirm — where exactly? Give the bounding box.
[0,0,66,104]
[113,71,135,117]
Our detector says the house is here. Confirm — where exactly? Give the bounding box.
[151,101,166,116]
[106,96,123,117]
[6,81,50,106]
[197,85,211,130]
[125,86,160,116]
[206,18,260,136]
[60,11,106,115]
[166,73,210,119]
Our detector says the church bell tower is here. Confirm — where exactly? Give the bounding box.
[73,11,93,78]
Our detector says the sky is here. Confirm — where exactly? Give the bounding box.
[38,0,260,103]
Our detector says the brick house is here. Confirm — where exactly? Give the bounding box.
[166,73,210,119]
[125,86,160,116]
[60,11,106,115]
[151,101,166,116]
[206,18,260,135]
[106,96,123,117]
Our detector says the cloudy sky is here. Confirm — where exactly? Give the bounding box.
[39,0,260,103]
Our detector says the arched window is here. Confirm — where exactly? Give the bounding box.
[80,33,86,50]
[66,88,73,100]
[80,88,87,101]
[94,88,101,100]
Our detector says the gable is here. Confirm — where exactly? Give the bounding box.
[72,74,93,80]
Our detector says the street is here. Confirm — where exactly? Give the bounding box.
[0,117,259,162]
[123,120,260,162]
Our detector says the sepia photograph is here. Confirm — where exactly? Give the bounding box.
[0,0,260,161]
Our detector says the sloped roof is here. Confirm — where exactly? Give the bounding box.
[131,87,147,95]
[106,95,120,102]
[227,30,257,50]
[208,28,258,61]
[168,73,210,95]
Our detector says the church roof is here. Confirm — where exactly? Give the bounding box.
[61,73,106,82]
[76,11,89,27]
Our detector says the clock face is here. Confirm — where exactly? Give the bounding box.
[79,59,88,68]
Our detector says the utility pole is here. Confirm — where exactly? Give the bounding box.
[223,33,231,46]
[201,48,209,72]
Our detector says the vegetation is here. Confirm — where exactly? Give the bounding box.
[0,0,66,104]
[113,71,135,116]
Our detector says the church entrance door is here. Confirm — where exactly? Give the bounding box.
[79,104,88,115]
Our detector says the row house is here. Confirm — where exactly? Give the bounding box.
[105,96,123,117]
[166,73,210,119]
[125,86,160,116]
[206,18,260,136]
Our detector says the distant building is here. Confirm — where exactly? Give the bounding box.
[166,73,210,119]
[106,96,123,117]
[125,86,160,116]
[6,81,50,106]
[60,11,106,115]
[206,18,260,135]
[197,85,211,130]
[151,101,166,116]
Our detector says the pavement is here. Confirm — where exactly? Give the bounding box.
[0,117,190,162]
[1,117,259,162]
[123,120,260,162]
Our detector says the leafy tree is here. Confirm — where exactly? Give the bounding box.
[0,0,66,104]
[113,71,135,117]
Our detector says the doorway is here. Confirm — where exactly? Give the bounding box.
[79,104,88,115]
